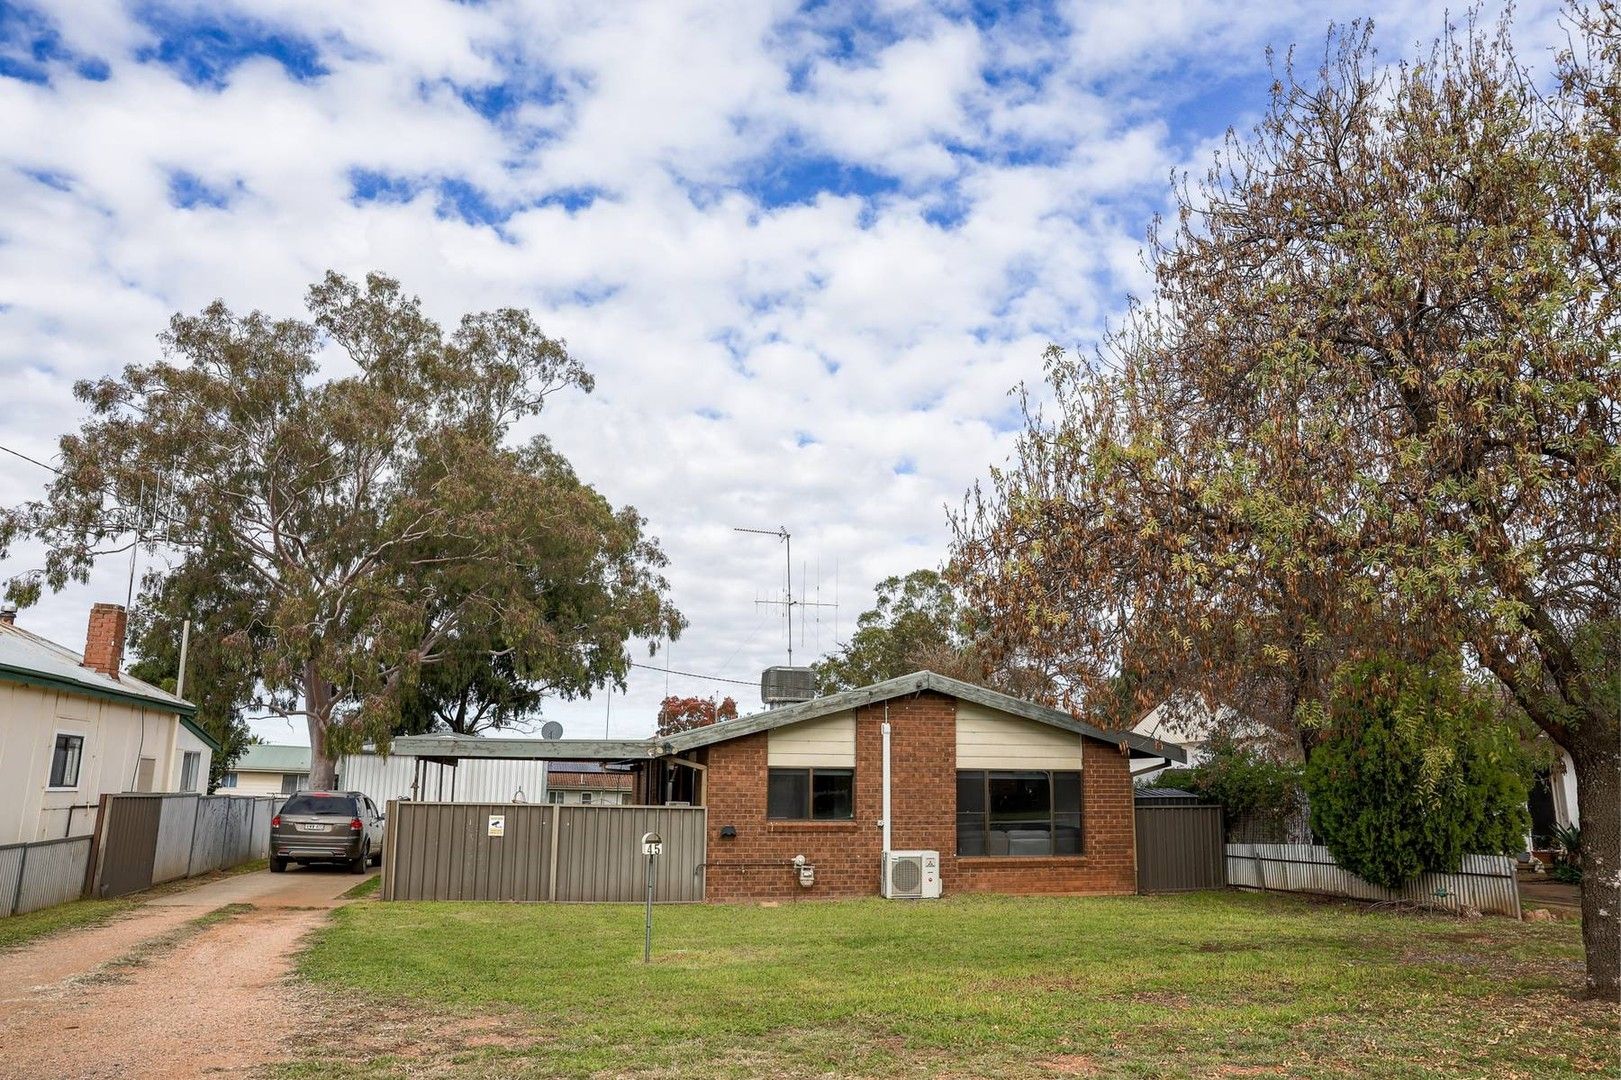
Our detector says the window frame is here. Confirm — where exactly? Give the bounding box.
[179,751,201,793]
[955,768,1083,858]
[219,772,238,789]
[766,766,856,821]
[47,731,85,791]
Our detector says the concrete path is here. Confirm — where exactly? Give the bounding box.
[0,865,376,1079]
[147,861,371,909]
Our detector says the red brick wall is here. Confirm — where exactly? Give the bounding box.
[702,690,1137,901]
[83,603,127,678]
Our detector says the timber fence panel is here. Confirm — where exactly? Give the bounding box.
[1226,843,1520,917]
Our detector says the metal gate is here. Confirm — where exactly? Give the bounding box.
[382,802,707,903]
[94,795,164,898]
[1135,803,1225,893]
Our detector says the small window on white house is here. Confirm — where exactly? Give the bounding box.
[580,792,593,805]
[548,790,565,804]
[280,773,308,794]
[180,751,201,793]
[220,772,239,789]
[49,733,84,788]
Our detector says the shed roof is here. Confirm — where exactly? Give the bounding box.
[0,618,220,752]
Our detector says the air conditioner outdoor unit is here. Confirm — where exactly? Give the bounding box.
[881,850,941,899]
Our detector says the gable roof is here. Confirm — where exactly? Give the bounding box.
[0,618,199,721]
[660,670,1186,762]
[233,744,312,773]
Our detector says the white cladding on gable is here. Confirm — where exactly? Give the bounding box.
[767,710,856,768]
[955,701,1084,770]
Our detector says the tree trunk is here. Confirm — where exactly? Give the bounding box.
[1571,740,1621,1001]
[304,661,339,791]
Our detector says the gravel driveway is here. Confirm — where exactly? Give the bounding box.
[0,865,373,1079]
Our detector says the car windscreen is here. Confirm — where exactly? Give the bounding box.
[279,794,357,817]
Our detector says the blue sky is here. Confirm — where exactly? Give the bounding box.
[0,0,1564,742]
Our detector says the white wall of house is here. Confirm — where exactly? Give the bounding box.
[173,723,213,794]
[546,788,627,805]
[219,767,297,797]
[0,680,192,844]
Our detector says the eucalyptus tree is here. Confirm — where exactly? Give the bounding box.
[2,272,685,787]
[953,13,1620,996]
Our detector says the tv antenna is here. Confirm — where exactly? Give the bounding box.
[733,526,836,666]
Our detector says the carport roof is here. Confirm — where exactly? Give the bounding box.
[388,734,659,762]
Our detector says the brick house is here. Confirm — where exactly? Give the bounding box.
[546,761,636,805]
[630,671,1182,901]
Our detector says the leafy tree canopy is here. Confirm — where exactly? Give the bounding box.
[951,7,1620,995]
[813,569,1052,700]
[1306,656,1533,889]
[2,272,685,787]
[655,695,737,738]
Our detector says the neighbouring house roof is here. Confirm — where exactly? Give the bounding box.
[662,671,1188,762]
[1133,786,1206,802]
[548,761,615,774]
[389,671,1186,764]
[233,744,312,774]
[0,619,221,753]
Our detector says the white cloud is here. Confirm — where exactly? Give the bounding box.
[0,0,1564,745]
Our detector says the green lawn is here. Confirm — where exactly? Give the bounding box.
[0,896,136,952]
[292,891,1617,1079]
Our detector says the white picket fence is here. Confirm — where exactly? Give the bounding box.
[1226,843,1521,917]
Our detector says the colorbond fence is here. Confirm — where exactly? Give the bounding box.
[1136,803,1226,893]
[88,793,277,900]
[1226,843,1521,917]
[0,835,94,917]
[382,801,706,903]
[1,794,277,918]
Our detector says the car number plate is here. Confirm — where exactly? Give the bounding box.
[297,823,330,832]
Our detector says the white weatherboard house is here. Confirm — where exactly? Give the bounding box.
[0,603,218,844]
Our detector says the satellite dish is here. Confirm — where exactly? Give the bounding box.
[540,721,564,741]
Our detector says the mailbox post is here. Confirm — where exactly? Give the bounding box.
[641,832,663,963]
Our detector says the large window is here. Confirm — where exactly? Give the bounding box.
[48,733,83,789]
[956,770,1082,856]
[767,768,854,820]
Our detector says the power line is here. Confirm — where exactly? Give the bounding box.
[0,443,61,474]
[629,661,756,687]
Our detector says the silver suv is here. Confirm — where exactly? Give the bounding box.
[270,791,384,874]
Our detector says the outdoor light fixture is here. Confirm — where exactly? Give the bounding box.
[720,825,737,838]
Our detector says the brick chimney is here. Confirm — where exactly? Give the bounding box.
[0,608,14,625]
[83,603,127,679]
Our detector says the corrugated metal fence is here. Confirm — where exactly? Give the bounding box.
[89,793,277,900]
[382,802,706,903]
[1226,843,1521,917]
[0,836,94,917]
[1136,803,1226,893]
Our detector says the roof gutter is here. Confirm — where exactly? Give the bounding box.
[0,663,196,719]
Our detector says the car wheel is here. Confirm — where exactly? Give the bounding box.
[270,857,287,874]
[369,847,382,867]
[350,843,369,874]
